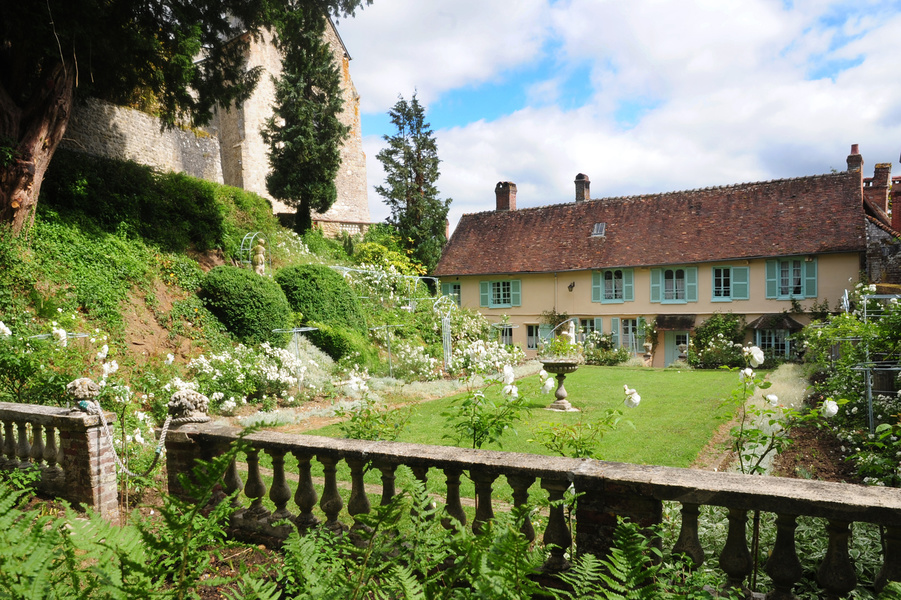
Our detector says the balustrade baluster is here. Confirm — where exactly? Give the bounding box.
[243,447,270,521]
[672,503,705,567]
[318,455,345,533]
[29,423,45,468]
[291,451,319,528]
[817,520,856,599]
[718,508,752,595]
[374,460,396,506]
[876,525,901,594]
[470,469,497,535]
[442,468,466,529]
[267,449,293,523]
[764,513,803,600]
[15,422,31,469]
[506,474,536,542]
[540,479,571,572]
[43,425,61,486]
[346,457,371,531]
[410,465,436,517]
[223,456,244,510]
[2,421,14,468]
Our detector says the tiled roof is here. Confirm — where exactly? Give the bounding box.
[435,171,867,276]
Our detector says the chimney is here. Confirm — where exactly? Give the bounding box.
[575,173,590,203]
[847,143,863,172]
[893,179,901,232]
[495,181,517,211]
[866,163,892,214]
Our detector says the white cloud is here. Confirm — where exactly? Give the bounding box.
[342,1,901,236]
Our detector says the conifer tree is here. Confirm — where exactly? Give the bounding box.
[263,3,350,233]
[375,93,451,273]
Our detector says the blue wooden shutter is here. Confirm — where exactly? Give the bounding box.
[686,267,698,302]
[479,281,490,307]
[538,324,553,343]
[610,317,621,348]
[637,317,647,346]
[594,317,603,333]
[803,258,817,298]
[440,282,452,297]
[765,260,778,298]
[510,280,522,306]
[592,271,601,302]
[650,269,662,303]
[623,269,634,301]
[732,266,749,300]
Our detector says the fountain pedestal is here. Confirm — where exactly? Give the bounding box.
[540,361,581,412]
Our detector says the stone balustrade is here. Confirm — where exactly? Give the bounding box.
[166,421,901,599]
[0,401,119,524]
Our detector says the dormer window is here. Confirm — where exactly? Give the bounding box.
[591,222,606,237]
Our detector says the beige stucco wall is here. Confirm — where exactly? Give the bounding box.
[449,252,861,360]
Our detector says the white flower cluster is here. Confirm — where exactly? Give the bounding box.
[501,364,518,397]
[538,370,555,394]
[0,321,11,337]
[743,345,765,367]
[391,339,440,382]
[623,385,641,408]
[448,339,525,377]
[271,230,310,258]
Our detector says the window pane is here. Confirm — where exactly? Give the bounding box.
[491,281,511,306]
[714,268,731,298]
[527,325,538,350]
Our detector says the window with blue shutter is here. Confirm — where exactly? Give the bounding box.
[712,266,749,302]
[482,280,522,308]
[652,266,697,303]
[766,258,817,299]
[479,281,490,307]
[593,269,634,303]
[441,282,461,306]
[610,317,620,348]
[650,269,662,303]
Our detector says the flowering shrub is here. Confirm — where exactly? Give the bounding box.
[582,331,630,366]
[186,342,307,412]
[443,364,527,449]
[390,339,441,382]
[688,312,746,369]
[447,339,525,378]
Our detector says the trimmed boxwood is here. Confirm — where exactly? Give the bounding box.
[275,264,366,333]
[305,321,378,368]
[198,266,292,345]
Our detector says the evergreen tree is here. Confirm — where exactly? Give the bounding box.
[263,2,350,233]
[375,93,451,273]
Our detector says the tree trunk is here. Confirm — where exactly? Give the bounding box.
[0,60,75,235]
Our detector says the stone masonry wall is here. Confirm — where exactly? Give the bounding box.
[61,98,224,184]
[867,219,901,284]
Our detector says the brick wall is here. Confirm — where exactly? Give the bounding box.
[867,220,901,284]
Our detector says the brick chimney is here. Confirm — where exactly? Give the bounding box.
[495,181,517,211]
[575,173,590,203]
[847,143,863,172]
[865,163,892,214]
[893,179,901,232]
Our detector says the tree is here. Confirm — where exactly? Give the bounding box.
[0,0,370,235]
[375,93,451,273]
[262,3,349,234]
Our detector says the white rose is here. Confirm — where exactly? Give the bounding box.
[766,394,779,406]
[822,399,839,418]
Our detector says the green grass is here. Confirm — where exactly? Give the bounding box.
[311,366,738,468]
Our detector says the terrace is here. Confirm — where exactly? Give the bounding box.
[2,400,900,598]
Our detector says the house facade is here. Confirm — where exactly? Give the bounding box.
[434,145,901,367]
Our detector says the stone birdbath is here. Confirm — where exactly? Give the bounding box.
[540,359,581,411]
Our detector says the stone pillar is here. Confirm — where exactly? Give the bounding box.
[573,476,662,559]
[163,424,206,503]
[58,413,120,525]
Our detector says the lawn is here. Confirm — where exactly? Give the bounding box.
[311,365,739,468]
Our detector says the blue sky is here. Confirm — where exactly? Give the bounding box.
[336,0,901,233]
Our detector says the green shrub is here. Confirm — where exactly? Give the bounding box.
[275,263,366,333]
[39,149,280,254]
[198,266,292,345]
[301,227,348,261]
[688,312,746,369]
[304,321,378,368]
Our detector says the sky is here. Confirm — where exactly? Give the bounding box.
[334,0,901,235]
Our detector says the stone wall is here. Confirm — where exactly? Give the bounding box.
[61,98,223,184]
[867,219,901,284]
[61,18,370,233]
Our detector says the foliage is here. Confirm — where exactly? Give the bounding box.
[443,365,528,449]
[198,265,293,345]
[305,321,378,369]
[262,3,349,234]
[275,263,366,333]
[40,149,280,256]
[584,331,632,366]
[353,242,423,275]
[375,92,451,272]
[688,312,747,369]
[552,519,663,600]
[532,408,627,459]
[301,227,349,261]
[541,309,572,330]
[335,371,411,441]
[539,335,584,362]
[447,339,525,378]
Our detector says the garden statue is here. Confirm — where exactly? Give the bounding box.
[251,238,267,275]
